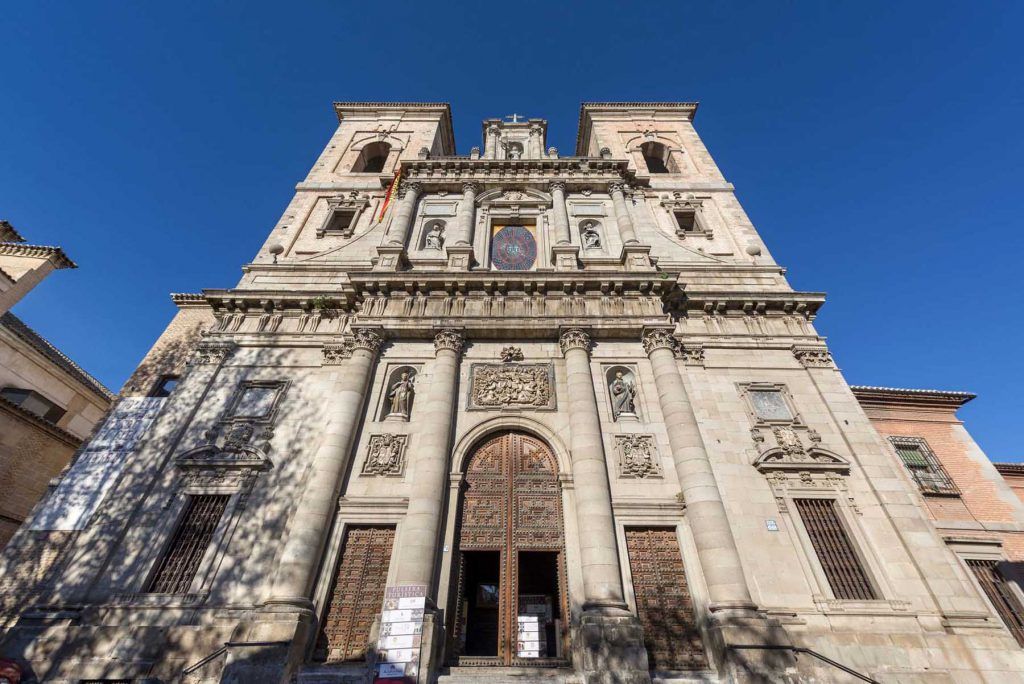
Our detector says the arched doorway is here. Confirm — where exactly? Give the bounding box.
[450,431,569,667]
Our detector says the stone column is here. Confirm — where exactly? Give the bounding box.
[384,181,422,247]
[559,328,628,612]
[485,124,500,159]
[394,329,464,594]
[609,181,638,245]
[549,181,571,245]
[454,183,480,246]
[642,328,754,611]
[266,328,383,606]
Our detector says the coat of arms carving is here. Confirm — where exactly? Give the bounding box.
[362,434,408,476]
[469,363,555,410]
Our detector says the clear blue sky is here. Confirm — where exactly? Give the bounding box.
[2,2,1022,457]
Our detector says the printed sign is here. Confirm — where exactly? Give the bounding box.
[31,397,164,531]
[376,585,427,681]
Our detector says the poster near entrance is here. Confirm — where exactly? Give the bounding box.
[450,431,569,667]
[374,584,426,682]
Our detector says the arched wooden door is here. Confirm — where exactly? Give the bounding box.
[450,431,569,667]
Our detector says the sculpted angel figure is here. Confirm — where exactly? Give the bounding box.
[387,370,416,418]
[609,370,637,418]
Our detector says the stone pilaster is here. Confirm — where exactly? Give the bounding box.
[609,181,638,245]
[447,184,479,270]
[267,327,383,606]
[393,329,464,592]
[550,181,571,245]
[384,181,422,247]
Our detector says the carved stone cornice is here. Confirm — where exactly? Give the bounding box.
[641,328,678,356]
[351,328,384,354]
[189,340,236,366]
[434,328,464,355]
[793,345,834,368]
[559,328,591,355]
[0,242,76,269]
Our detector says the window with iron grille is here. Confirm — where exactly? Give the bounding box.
[794,498,877,601]
[966,559,1024,647]
[146,494,229,594]
[889,437,959,496]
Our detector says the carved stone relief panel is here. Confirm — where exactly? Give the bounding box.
[361,434,408,477]
[615,434,662,479]
[468,363,555,411]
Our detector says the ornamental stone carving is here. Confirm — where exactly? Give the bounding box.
[608,181,627,194]
[322,342,353,365]
[386,369,416,418]
[469,363,555,410]
[361,434,408,476]
[615,434,662,479]
[641,329,678,356]
[548,180,566,193]
[559,328,591,355]
[434,329,465,355]
[609,369,638,419]
[500,346,524,363]
[352,328,384,354]
[680,344,705,367]
[396,181,422,200]
[188,341,235,366]
[793,346,834,368]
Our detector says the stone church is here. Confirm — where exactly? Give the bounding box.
[1,102,1023,683]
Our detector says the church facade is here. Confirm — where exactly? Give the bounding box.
[1,102,1023,683]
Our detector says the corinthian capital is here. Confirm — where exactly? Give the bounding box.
[607,181,627,195]
[434,329,465,355]
[462,181,481,195]
[548,180,567,193]
[559,328,592,355]
[397,181,422,200]
[351,328,384,354]
[641,328,678,356]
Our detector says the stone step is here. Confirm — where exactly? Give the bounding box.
[438,666,583,683]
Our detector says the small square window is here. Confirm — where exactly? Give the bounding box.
[150,375,180,398]
[231,385,279,419]
[674,210,698,234]
[324,209,356,234]
[749,390,793,421]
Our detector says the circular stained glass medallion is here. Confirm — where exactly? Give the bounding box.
[490,225,537,271]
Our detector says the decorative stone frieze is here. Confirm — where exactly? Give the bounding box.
[361,434,408,476]
[615,434,662,479]
[433,328,464,355]
[188,340,235,366]
[793,345,835,368]
[469,363,555,410]
[321,342,353,364]
[558,328,591,355]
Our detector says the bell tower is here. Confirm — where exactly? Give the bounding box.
[482,115,548,159]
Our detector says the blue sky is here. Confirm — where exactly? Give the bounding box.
[2,2,1022,457]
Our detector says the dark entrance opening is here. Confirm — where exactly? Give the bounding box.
[517,551,563,659]
[461,551,501,657]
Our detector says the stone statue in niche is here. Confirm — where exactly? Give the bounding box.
[425,223,445,250]
[581,221,602,250]
[387,370,416,418]
[609,370,637,418]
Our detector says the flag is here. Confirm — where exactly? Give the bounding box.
[377,165,402,223]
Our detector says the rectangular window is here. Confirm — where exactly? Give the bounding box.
[230,384,281,419]
[147,494,229,594]
[749,389,793,422]
[149,374,179,398]
[794,498,876,600]
[673,210,698,235]
[0,386,66,423]
[324,209,356,234]
[890,437,959,496]
[966,559,1024,646]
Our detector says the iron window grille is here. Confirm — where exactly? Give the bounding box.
[146,494,229,594]
[794,498,877,601]
[966,559,1024,646]
[889,437,960,496]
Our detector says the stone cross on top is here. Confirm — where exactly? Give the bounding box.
[505,113,524,124]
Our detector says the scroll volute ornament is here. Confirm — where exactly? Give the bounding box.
[559,328,591,355]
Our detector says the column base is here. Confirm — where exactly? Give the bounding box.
[704,608,798,683]
[575,612,651,684]
[551,243,580,270]
[374,245,409,271]
[219,606,314,684]
[445,244,475,271]
[620,244,655,272]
